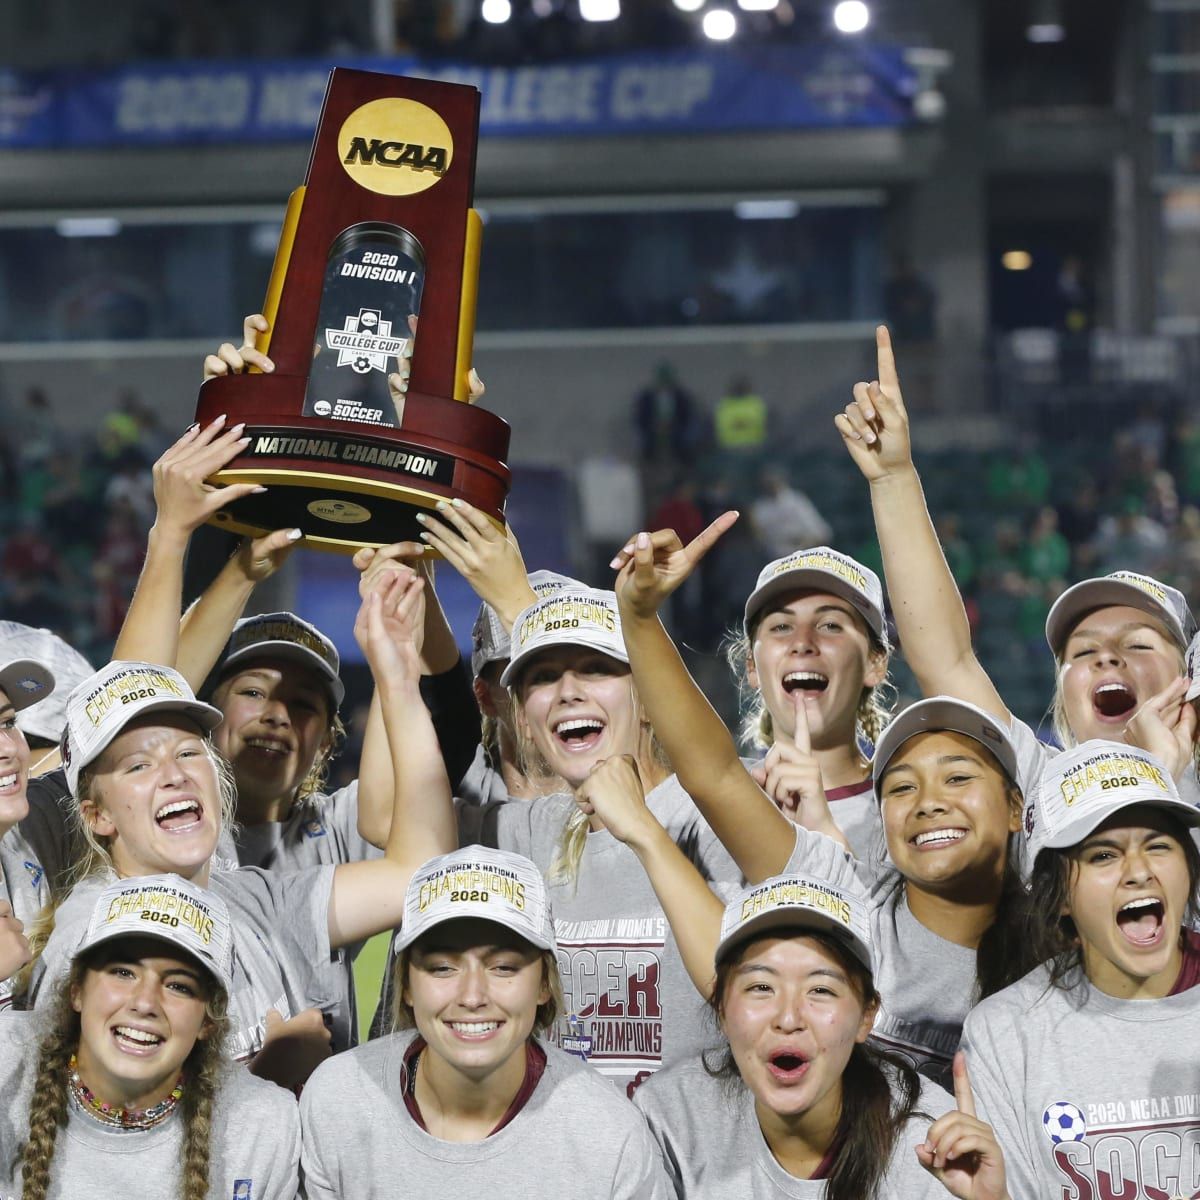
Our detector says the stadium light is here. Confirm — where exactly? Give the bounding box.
[580,0,620,19]
[673,0,705,9]
[737,0,779,10]
[832,1,870,34]
[703,8,737,38]
[1002,250,1033,271]
[56,217,122,238]
[1026,0,1065,42]
[481,0,512,23]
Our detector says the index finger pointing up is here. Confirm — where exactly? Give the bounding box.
[792,692,811,755]
[952,1050,977,1117]
[876,324,899,393]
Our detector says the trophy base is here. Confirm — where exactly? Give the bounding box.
[197,373,511,555]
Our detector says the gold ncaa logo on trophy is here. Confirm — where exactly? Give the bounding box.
[194,69,511,555]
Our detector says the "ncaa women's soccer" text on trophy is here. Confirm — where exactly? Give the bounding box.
[194,67,510,553]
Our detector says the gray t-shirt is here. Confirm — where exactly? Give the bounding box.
[0,828,49,1010]
[634,1053,954,1198]
[300,1028,671,1199]
[456,743,511,808]
[784,825,978,1087]
[32,864,337,1062]
[0,1010,300,1199]
[456,773,748,1097]
[963,961,1200,1200]
[231,781,380,1051]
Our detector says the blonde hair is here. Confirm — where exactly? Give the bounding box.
[1048,612,1187,749]
[725,618,894,753]
[390,945,563,1036]
[24,737,238,973]
[19,952,229,1200]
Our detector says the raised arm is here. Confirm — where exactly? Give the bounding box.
[112,417,265,667]
[835,326,1008,721]
[612,517,800,883]
[325,574,458,949]
[576,756,724,998]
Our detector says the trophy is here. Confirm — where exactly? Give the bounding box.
[194,68,511,553]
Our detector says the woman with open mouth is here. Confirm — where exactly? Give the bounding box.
[963,740,1200,1200]
[836,326,1196,799]
[610,525,1030,1085]
[573,757,1009,1199]
[0,873,298,1200]
[299,845,671,1198]
[27,577,440,1087]
[0,657,56,1009]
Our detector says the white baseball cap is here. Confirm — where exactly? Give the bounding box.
[1186,630,1200,702]
[61,662,223,796]
[215,612,344,708]
[716,873,874,975]
[0,623,92,743]
[75,873,234,994]
[1044,572,1194,657]
[0,659,55,719]
[499,587,627,687]
[743,547,886,643]
[1023,740,1200,861]
[394,845,556,954]
[470,570,580,678]
[872,697,1019,794]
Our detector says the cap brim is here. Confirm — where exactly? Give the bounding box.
[0,661,55,713]
[77,925,231,993]
[220,642,345,707]
[500,634,629,688]
[744,570,884,641]
[715,906,872,973]
[872,698,1019,789]
[393,907,556,955]
[1036,793,1200,856]
[1045,580,1186,655]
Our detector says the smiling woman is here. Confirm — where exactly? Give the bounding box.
[0,874,299,1200]
[963,741,1200,1200]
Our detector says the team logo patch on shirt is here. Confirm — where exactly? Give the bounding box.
[302,818,328,840]
[232,1181,253,1199]
[23,860,44,889]
[1043,1101,1087,1143]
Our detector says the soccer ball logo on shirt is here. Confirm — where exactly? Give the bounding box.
[1042,1100,1087,1144]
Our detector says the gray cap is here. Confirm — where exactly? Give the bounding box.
[394,845,555,954]
[1024,740,1200,861]
[216,611,344,709]
[1185,629,1200,702]
[470,570,580,679]
[0,659,55,719]
[62,662,223,796]
[0,623,91,742]
[743,547,886,643]
[872,696,1020,795]
[715,873,874,975]
[76,873,234,994]
[1044,572,1194,657]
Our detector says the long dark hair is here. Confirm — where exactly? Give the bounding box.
[1026,811,1200,991]
[19,947,229,1200]
[706,929,925,1200]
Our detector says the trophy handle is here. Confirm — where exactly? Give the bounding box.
[453,208,483,403]
[253,185,307,371]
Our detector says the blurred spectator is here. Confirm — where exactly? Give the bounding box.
[1174,416,1200,502]
[714,374,768,456]
[1145,469,1180,532]
[935,514,975,591]
[1022,507,1070,583]
[1055,254,1095,384]
[749,466,832,560]
[1094,498,1168,575]
[633,364,700,465]
[1057,476,1102,564]
[884,256,936,344]
[986,444,1050,513]
[104,457,155,529]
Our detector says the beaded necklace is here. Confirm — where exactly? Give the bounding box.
[68,1055,185,1131]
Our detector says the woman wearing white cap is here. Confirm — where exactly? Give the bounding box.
[836,327,1197,794]
[963,740,1200,1199]
[573,758,1009,1198]
[300,845,671,1198]
[365,564,770,1096]
[0,658,57,1007]
[609,528,892,861]
[29,577,440,1081]
[0,873,298,1200]
[609,529,1030,1083]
